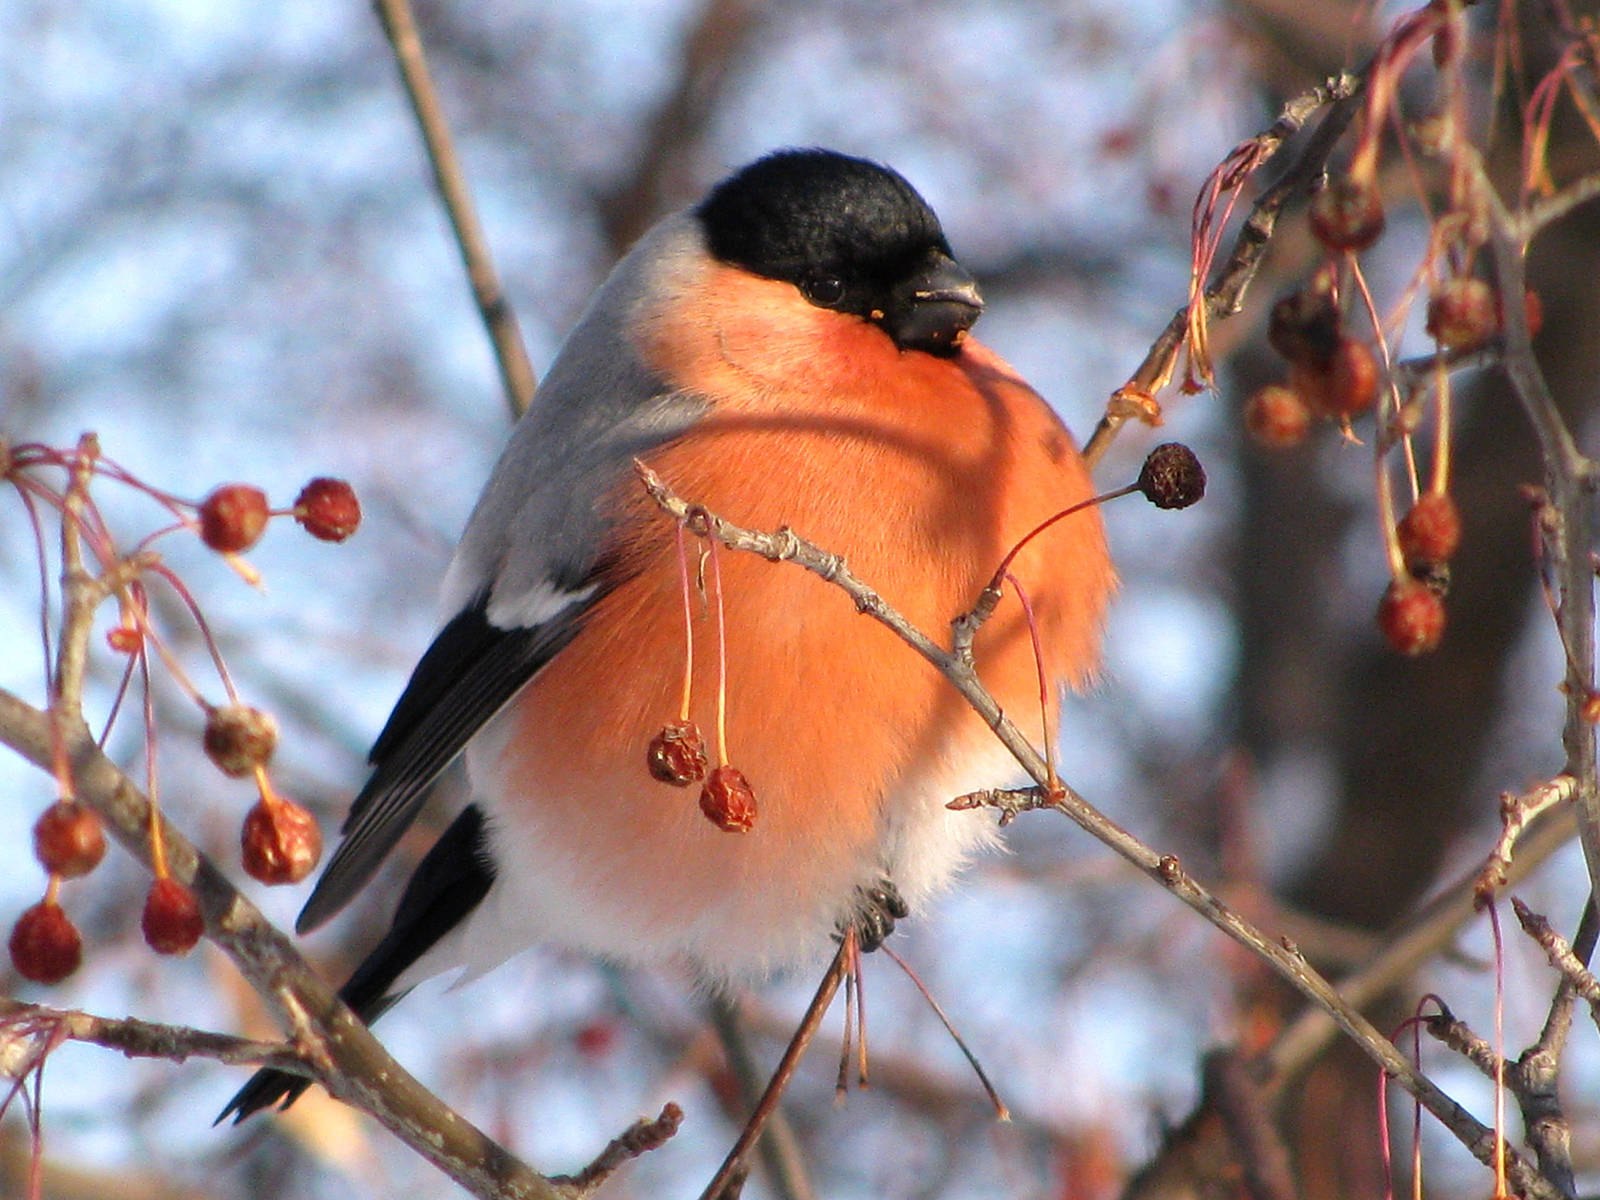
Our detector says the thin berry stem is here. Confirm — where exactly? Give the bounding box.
[674,521,695,723]
[709,537,730,767]
[1006,572,1058,790]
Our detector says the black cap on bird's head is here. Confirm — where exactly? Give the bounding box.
[695,149,984,357]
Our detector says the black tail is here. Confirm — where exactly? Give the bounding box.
[216,804,496,1124]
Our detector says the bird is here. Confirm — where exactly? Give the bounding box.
[220,147,1114,1121]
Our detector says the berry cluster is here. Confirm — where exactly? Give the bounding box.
[3,439,358,985]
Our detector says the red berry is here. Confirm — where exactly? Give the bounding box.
[647,721,709,786]
[1397,493,1462,564]
[198,484,270,554]
[1377,579,1446,656]
[10,900,83,984]
[33,801,106,879]
[142,877,204,955]
[1292,338,1380,418]
[1426,278,1496,350]
[1245,385,1312,448]
[294,477,361,543]
[699,765,757,834]
[241,795,323,885]
[574,1020,619,1059]
[1309,178,1386,252]
[204,704,279,777]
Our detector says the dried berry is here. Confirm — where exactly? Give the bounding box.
[1245,385,1312,448]
[204,704,279,777]
[1293,337,1379,419]
[1397,493,1462,565]
[10,900,82,984]
[142,877,204,956]
[1377,579,1446,656]
[241,794,323,885]
[1308,177,1386,253]
[1267,287,1342,368]
[647,721,709,786]
[699,765,757,834]
[1136,443,1206,510]
[1426,278,1497,350]
[294,478,361,543]
[33,800,106,879]
[198,484,270,554]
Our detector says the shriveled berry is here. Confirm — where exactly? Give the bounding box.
[33,801,106,879]
[204,704,278,777]
[10,900,82,984]
[1426,278,1496,350]
[1309,177,1386,253]
[1267,287,1342,368]
[1136,443,1206,510]
[198,484,270,554]
[699,765,757,834]
[1293,337,1379,418]
[1397,493,1462,564]
[142,877,204,956]
[1245,385,1312,448]
[1377,579,1446,656]
[241,795,323,885]
[294,478,361,543]
[647,721,709,786]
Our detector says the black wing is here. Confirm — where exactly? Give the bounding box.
[295,590,593,934]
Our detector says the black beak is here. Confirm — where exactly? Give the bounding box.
[881,252,984,356]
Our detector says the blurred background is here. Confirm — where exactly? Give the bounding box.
[2,1,1598,1197]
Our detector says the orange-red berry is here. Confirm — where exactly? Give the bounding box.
[1292,337,1379,419]
[1377,579,1446,656]
[1309,178,1386,253]
[294,478,361,543]
[1397,493,1462,564]
[647,721,709,786]
[142,877,204,955]
[198,484,270,554]
[1426,278,1497,350]
[241,795,323,885]
[699,765,757,834]
[204,704,279,777]
[1245,385,1312,448]
[33,800,106,880]
[10,900,82,984]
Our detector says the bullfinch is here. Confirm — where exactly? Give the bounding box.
[221,147,1114,1121]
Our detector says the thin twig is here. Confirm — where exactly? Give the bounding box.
[371,0,538,418]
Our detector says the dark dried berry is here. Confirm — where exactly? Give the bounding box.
[1377,579,1445,656]
[1309,177,1386,252]
[1268,287,1343,368]
[647,721,709,786]
[241,795,323,885]
[1244,385,1312,448]
[699,765,757,834]
[34,801,106,879]
[198,484,270,554]
[10,900,82,984]
[204,704,279,778]
[1397,493,1462,565]
[142,877,204,956]
[294,478,361,543]
[1136,443,1206,510]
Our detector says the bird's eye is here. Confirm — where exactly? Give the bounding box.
[802,276,846,308]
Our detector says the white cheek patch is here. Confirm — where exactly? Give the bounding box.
[486,581,598,631]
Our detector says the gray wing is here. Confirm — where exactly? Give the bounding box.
[296,216,708,934]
